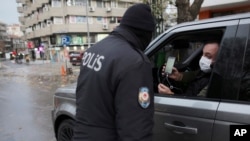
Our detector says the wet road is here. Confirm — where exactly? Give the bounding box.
[0,60,79,141]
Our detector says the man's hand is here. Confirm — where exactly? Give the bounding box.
[168,67,183,81]
[158,83,174,94]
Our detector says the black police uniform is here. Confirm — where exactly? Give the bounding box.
[73,26,154,141]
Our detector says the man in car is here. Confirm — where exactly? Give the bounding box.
[73,3,156,141]
[158,41,220,97]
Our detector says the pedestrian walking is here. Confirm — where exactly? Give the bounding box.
[73,3,156,141]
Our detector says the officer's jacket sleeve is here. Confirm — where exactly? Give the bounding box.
[114,61,154,141]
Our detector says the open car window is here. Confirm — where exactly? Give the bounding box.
[150,28,225,97]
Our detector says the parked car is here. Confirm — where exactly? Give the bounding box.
[69,51,83,66]
[52,13,250,141]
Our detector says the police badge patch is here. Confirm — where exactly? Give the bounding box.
[138,87,150,109]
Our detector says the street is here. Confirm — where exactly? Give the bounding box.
[0,60,79,141]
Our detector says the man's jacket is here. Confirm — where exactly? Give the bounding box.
[73,26,154,141]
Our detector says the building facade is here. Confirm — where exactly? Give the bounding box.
[0,22,25,59]
[197,0,250,19]
[7,24,24,37]
[7,24,25,57]
[16,0,142,60]
[0,21,9,58]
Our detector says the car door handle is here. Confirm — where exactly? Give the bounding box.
[164,122,198,135]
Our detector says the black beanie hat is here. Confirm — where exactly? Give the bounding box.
[120,3,156,32]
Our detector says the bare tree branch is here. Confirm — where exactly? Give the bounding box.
[190,0,204,18]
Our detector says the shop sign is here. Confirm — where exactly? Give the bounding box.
[61,35,71,46]
[72,36,83,44]
[55,47,60,50]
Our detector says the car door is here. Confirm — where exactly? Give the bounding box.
[149,20,239,141]
[210,18,250,141]
[153,96,219,141]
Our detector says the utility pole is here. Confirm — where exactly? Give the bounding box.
[85,0,90,48]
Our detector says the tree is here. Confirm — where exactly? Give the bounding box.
[143,0,204,36]
[143,0,169,37]
[176,0,204,24]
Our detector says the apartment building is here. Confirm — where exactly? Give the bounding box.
[16,0,142,60]
[0,21,8,58]
[0,22,25,59]
[7,24,25,55]
[7,24,24,37]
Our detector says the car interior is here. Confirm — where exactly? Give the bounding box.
[149,28,225,96]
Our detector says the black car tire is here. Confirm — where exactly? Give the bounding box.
[57,119,75,141]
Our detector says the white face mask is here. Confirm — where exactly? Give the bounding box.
[199,56,212,73]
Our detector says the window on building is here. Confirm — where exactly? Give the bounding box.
[76,16,86,23]
[96,0,103,8]
[117,17,122,23]
[103,1,111,8]
[51,0,61,7]
[89,35,95,43]
[111,1,117,7]
[69,16,76,23]
[96,17,103,24]
[110,17,116,23]
[87,17,93,24]
[41,22,46,28]
[118,1,126,8]
[54,17,63,24]
[75,0,85,6]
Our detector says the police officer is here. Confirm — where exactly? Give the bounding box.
[73,3,156,141]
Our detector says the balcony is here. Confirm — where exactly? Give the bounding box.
[34,27,51,37]
[49,7,64,17]
[19,16,25,24]
[25,32,35,40]
[37,11,50,23]
[105,7,126,17]
[50,24,67,34]
[16,0,26,4]
[20,26,26,32]
[64,6,87,16]
[40,0,50,5]
[17,7,24,13]
[30,2,41,12]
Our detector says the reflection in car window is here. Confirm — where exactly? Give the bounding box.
[209,24,250,101]
[239,26,250,101]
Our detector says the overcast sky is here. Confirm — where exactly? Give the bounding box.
[0,0,19,25]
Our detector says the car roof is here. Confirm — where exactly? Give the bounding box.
[146,12,250,53]
[171,12,250,30]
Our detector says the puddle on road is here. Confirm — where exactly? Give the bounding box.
[0,69,78,91]
[28,74,78,91]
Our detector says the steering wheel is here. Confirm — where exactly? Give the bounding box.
[158,65,183,94]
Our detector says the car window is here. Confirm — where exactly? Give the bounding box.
[149,28,225,97]
[208,21,250,102]
[239,23,250,101]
